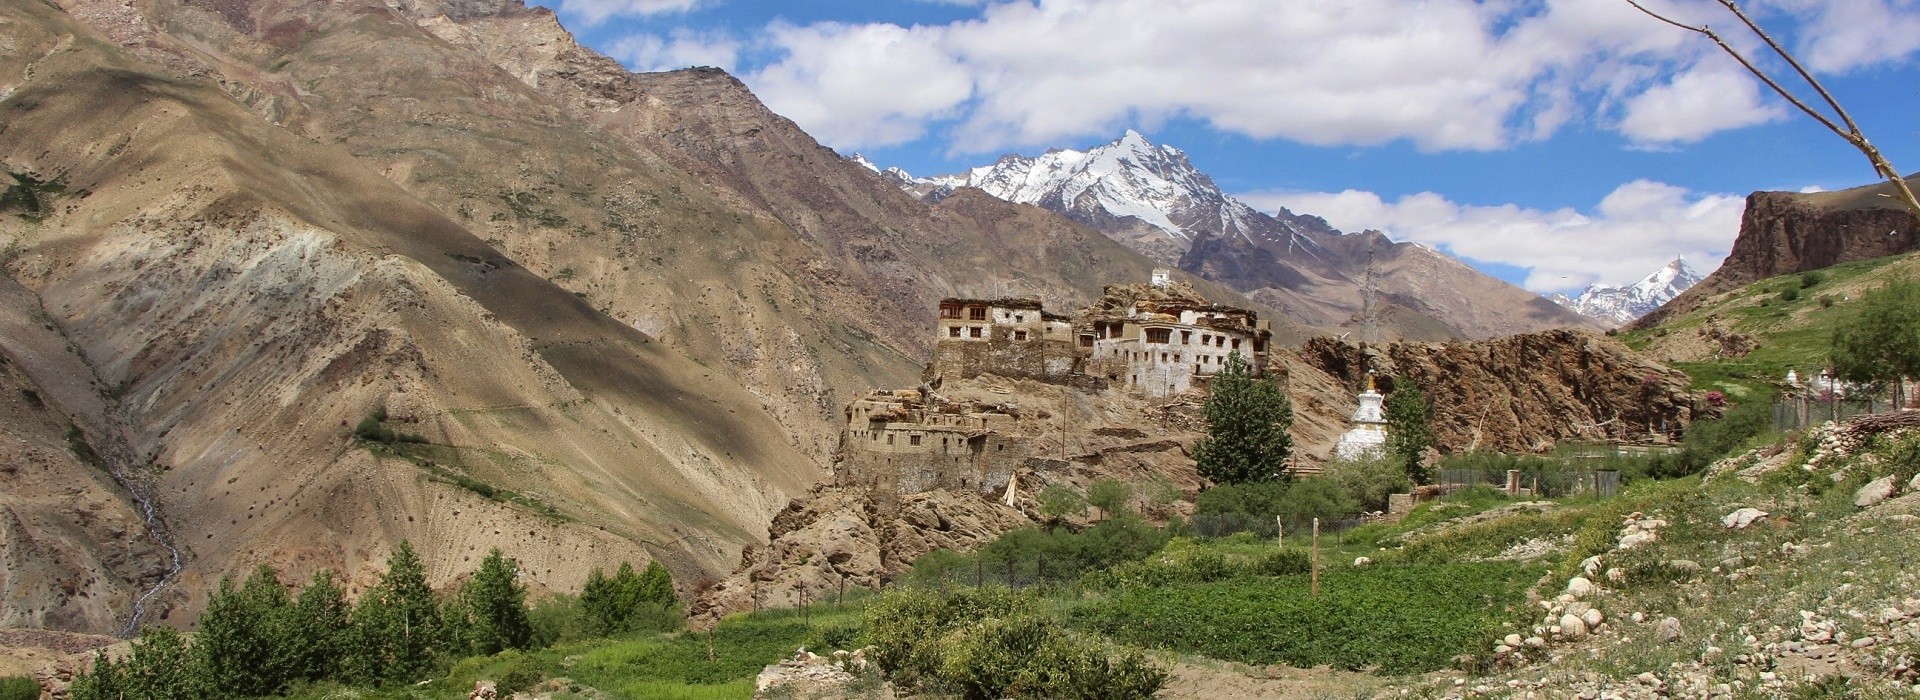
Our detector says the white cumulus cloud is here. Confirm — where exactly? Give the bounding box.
[607,30,740,72]
[552,0,703,26]
[1239,180,1748,293]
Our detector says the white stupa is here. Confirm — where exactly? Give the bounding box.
[1334,372,1389,460]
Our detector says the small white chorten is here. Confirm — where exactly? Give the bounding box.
[1334,372,1389,460]
[1150,268,1171,288]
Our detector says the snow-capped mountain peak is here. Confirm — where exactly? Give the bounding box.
[883,131,1327,265]
[1554,257,1705,325]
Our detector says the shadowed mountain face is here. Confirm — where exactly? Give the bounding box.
[1,0,1284,631]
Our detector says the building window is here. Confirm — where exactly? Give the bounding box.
[970,326,983,338]
[949,326,962,338]
[1014,330,1028,341]
[1014,314,1024,323]
[969,306,987,320]
[1079,334,1094,348]
[910,434,922,446]
[1216,336,1226,347]
[1201,334,1211,344]
[887,434,894,445]
[1254,339,1266,352]
[940,304,962,319]
[1145,328,1171,344]
[1181,330,1192,344]
[1161,353,1169,362]
[1231,338,1241,350]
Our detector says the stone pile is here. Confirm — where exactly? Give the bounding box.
[753,646,887,699]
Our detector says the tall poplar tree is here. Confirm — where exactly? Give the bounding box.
[347,541,444,685]
[1193,352,1293,485]
[1384,382,1435,485]
[458,548,533,655]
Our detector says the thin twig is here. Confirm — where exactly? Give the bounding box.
[1622,0,1920,221]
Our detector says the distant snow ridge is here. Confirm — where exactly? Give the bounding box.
[870,130,1323,258]
[1554,257,1704,325]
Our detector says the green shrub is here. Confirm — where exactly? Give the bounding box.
[868,588,1164,700]
[866,587,1031,690]
[1801,272,1823,289]
[940,615,1164,700]
[0,676,39,700]
[1255,549,1311,576]
[1780,287,1801,302]
[1193,481,1287,518]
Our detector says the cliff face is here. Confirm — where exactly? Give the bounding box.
[1635,176,1920,329]
[1293,331,1700,454]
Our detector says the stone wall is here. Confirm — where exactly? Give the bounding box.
[930,333,1082,382]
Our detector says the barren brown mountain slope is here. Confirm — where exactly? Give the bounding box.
[65,0,1290,465]
[4,0,1296,635]
[2,0,819,630]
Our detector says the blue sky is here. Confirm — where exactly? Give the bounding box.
[529,0,1920,294]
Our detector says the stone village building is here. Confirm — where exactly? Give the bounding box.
[930,270,1274,398]
[835,271,1286,500]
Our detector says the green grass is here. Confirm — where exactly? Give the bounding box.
[1621,252,1914,388]
[1072,562,1542,674]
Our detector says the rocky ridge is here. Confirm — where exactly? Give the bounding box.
[1634,175,1920,330]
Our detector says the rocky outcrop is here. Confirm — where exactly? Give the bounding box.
[1635,176,1920,329]
[1295,330,1700,453]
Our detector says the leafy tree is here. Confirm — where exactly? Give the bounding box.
[71,627,204,700]
[286,570,351,683]
[347,541,445,685]
[195,566,297,698]
[579,561,681,637]
[457,549,533,656]
[1085,479,1133,520]
[1833,277,1920,407]
[1036,484,1086,524]
[1324,453,1413,513]
[1192,352,1293,485]
[1192,481,1287,519]
[1276,477,1360,523]
[1383,382,1435,485]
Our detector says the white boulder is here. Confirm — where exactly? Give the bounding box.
[1857,475,1897,507]
[1723,507,1769,529]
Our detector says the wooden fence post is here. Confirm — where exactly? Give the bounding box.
[1311,517,1321,598]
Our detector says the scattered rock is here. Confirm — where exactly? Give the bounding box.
[1655,617,1684,642]
[470,680,498,700]
[1857,475,1897,507]
[1560,614,1589,640]
[1353,556,1372,567]
[1723,507,1769,529]
[1582,608,1605,629]
[1566,577,1595,597]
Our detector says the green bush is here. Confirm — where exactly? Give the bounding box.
[866,587,1032,690]
[0,676,39,700]
[940,615,1164,700]
[1255,549,1311,576]
[868,588,1164,700]
[1780,287,1801,302]
[1801,272,1823,289]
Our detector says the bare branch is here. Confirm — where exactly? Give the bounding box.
[1623,0,1920,221]
[1623,0,1850,139]
[1716,0,1859,140]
